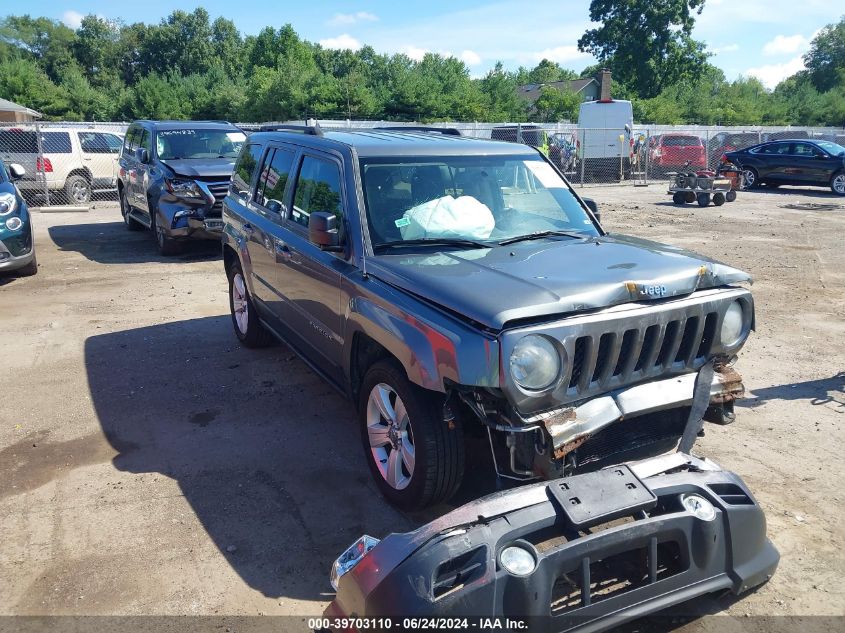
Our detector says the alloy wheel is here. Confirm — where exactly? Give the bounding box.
[71,179,90,203]
[366,383,415,490]
[743,169,756,188]
[231,272,249,334]
[833,174,845,195]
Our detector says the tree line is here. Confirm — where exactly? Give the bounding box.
[0,4,842,126]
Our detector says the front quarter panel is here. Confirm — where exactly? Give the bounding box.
[344,273,499,393]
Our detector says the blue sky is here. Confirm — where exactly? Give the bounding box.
[47,0,834,89]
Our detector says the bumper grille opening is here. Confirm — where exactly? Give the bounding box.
[675,317,700,363]
[635,325,659,371]
[613,330,637,377]
[432,547,485,600]
[708,482,753,505]
[550,540,686,615]
[569,338,588,388]
[657,320,681,366]
[696,312,718,359]
[591,333,614,383]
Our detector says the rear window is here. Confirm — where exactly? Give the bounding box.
[662,136,702,147]
[727,134,758,147]
[0,130,71,153]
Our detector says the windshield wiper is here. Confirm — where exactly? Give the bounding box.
[499,230,587,246]
[374,237,490,252]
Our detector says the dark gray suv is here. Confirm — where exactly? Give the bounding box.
[118,120,246,254]
[222,126,754,510]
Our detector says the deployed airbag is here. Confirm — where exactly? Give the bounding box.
[399,195,495,240]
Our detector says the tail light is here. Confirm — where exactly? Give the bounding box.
[36,157,53,173]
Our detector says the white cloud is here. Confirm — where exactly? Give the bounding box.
[401,45,428,62]
[529,45,590,64]
[460,50,482,66]
[762,34,809,56]
[328,11,378,27]
[62,10,84,29]
[746,55,805,89]
[319,34,362,51]
[710,43,740,54]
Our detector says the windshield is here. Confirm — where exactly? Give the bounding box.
[816,140,845,156]
[360,155,599,249]
[156,129,246,160]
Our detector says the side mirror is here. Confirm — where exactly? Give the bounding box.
[8,163,25,180]
[134,148,150,164]
[583,197,601,223]
[308,211,342,251]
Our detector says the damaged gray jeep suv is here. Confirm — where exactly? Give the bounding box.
[221,125,752,510]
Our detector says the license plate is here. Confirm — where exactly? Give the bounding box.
[204,220,223,230]
[548,465,657,529]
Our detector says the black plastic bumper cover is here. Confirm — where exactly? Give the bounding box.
[326,459,778,632]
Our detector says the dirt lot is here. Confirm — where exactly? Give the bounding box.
[1,184,843,629]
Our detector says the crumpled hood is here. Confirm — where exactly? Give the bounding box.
[367,234,751,330]
[160,158,235,179]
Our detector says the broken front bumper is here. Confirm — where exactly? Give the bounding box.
[529,364,744,459]
[325,453,778,632]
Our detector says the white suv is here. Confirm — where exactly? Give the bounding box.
[0,126,124,204]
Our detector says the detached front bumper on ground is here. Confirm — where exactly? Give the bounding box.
[325,452,778,632]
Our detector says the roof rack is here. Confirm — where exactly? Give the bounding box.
[373,126,462,137]
[259,122,324,136]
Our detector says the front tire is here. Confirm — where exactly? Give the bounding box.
[227,260,273,348]
[17,250,38,276]
[359,360,464,510]
[152,212,182,256]
[831,172,845,196]
[697,193,710,207]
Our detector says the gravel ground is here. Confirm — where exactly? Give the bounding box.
[1,183,843,630]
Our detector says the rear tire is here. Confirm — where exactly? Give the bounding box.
[712,192,726,206]
[672,192,685,205]
[359,359,464,510]
[120,189,143,231]
[742,167,759,189]
[697,193,710,207]
[64,174,92,204]
[227,259,273,348]
[726,190,737,202]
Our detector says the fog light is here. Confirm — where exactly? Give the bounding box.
[5,217,23,231]
[682,493,717,521]
[330,535,380,590]
[499,545,536,576]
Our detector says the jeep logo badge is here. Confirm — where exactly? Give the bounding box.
[641,284,668,297]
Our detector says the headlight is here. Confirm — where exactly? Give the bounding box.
[720,301,745,348]
[330,534,380,590]
[5,216,23,231]
[0,193,17,216]
[509,335,561,391]
[165,178,203,199]
[499,545,537,576]
[681,493,717,521]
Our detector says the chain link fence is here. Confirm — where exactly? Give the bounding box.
[2,120,844,206]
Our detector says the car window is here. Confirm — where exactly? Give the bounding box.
[754,143,791,155]
[79,131,121,154]
[662,136,702,147]
[291,155,343,229]
[254,147,295,215]
[792,143,819,157]
[139,129,152,153]
[231,143,262,199]
[816,140,845,156]
[124,127,140,154]
[360,154,599,248]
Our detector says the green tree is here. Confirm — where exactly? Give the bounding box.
[803,16,845,92]
[578,0,709,98]
[534,86,581,122]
